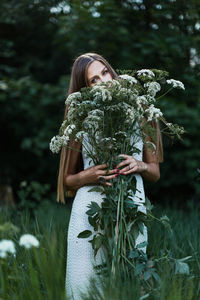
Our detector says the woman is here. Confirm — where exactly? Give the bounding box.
[57,53,163,299]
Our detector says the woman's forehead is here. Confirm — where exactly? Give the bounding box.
[87,60,106,80]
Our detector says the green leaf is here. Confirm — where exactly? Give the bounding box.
[178,256,192,262]
[88,216,96,228]
[136,241,148,249]
[151,271,161,283]
[145,197,154,211]
[88,187,104,193]
[86,201,101,216]
[144,271,151,281]
[77,230,92,238]
[138,222,144,234]
[175,260,190,275]
[125,199,137,208]
[132,225,139,241]
[128,250,139,259]
[134,262,145,275]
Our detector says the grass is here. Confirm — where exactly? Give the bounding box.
[0,200,200,300]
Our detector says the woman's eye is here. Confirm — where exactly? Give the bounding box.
[103,70,108,75]
[91,78,96,84]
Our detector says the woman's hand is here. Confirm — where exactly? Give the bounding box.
[80,163,118,187]
[116,154,147,175]
[116,154,160,182]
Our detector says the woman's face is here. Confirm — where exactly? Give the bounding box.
[87,60,113,87]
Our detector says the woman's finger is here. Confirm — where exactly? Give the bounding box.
[97,163,108,169]
[121,166,138,175]
[116,159,132,169]
[102,169,118,175]
[104,174,119,180]
[119,165,130,173]
[118,154,130,159]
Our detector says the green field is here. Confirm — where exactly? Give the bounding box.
[0,200,199,300]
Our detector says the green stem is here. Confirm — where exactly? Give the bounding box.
[156,87,174,100]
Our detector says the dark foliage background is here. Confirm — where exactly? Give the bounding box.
[0,0,200,207]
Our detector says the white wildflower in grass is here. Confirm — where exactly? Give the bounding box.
[166,79,185,90]
[0,239,16,258]
[65,92,81,106]
[0,81,8,91]
[50,135,68,153]
[137,69,155,79]
[119,74,137,84]
[19,234,39,249]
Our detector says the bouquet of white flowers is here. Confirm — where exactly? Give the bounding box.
[50,69,185,291]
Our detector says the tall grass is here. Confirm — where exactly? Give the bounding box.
[0,201,200,300]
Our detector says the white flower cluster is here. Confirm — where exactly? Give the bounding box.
[126,107,136,122]
[136,95,148,107]
[64,124,76,135]
[19,234,39,249]
[144,81,161,97]
[166,79,185,90]
[49,135,68,153]
[145,104,163,122]
[75,131,85,141]
[100,137,117,149]
[137,69,155,79]
[0,234,39,259]
[119,74,137,84]
[65,92,81,106]
[88,109,104,117]
[91,85,112,101]
[110,79,120,86]
[0,240,16,258]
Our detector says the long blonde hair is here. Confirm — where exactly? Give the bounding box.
[57,53,118,204]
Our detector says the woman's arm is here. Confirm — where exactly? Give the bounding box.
[65,164,118,190]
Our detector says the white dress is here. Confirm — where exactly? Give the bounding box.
[65,132,147,300]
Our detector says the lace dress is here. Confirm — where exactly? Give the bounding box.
[65,132,147,299]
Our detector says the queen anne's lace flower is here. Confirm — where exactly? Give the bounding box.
[49,135,69,153]
[19,234,39,249]
[144,81,161,97]
[88,109,104,117]
[64,124,76,135]
[75,131,85,141]
[0,239,16,258]
[119,74,137,84]
[65,92,81,106]
[145,104,163,122]
[91,86,112,101]
[166,79,185,90]
[137,69,155,79]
